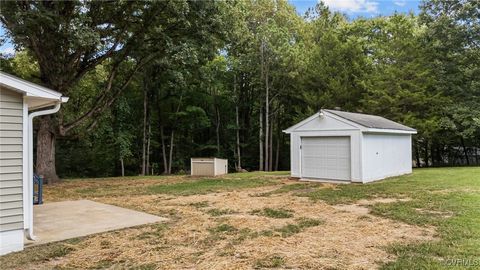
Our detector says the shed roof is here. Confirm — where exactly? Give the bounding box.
[324,109,416,132]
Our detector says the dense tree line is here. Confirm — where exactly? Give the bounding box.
[1,0,478,180]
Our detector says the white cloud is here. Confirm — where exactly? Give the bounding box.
[323,0,379,13]
[0,46,15,55]
[394,0,406,6]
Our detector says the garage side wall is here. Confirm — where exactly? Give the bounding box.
[290,133,301,177]
[361,133,412,182]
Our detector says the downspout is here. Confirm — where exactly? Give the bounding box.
[25,102,62,240]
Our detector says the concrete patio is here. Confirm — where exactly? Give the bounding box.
[26,200,166,246]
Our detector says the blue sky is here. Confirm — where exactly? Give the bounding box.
[0,0,421,55]
[290,0,421,17]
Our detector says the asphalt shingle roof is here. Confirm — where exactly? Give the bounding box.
[324,109,416,132]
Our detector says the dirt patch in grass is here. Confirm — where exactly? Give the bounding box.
[333,204,371,215]
[414,208,454,218]
[5,178,436,270]
[252,182,319,197]
[357,197,412,205]
[332,198,413,216]
[332,198,412,216]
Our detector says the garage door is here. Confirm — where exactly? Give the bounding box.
[301,137,351,181]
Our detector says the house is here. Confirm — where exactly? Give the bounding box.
[0,72,68,255]
[283,109,416,183]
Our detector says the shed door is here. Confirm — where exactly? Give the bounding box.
[191,160,215,176]
[301,137,351,181]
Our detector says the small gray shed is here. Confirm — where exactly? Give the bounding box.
[190,158,228,176]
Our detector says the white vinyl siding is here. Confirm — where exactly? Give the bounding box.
[290,134,301,177]
[0,200,23,210]
[361,133,413,182]
[0,87,24,232]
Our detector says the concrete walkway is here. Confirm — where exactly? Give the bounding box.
[26,200,166,246]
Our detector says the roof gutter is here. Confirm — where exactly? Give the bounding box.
[363,128,417,134]
[25,101,64,241]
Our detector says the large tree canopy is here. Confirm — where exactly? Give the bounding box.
[0,0,225,181]
[0,0,478,180]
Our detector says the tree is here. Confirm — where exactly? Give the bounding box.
[301,4,368,113]
[420,0,480,165]
[3,0,478,179]
[113,96,135,177]
[0,0,226,181]
[224,0,304,171]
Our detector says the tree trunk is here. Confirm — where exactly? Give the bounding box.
[264,64,269,172]
[160,125,168,174]
[168,130,175,174]
[141,86,148,175]
[166,95,183,174]
[146,123,151,175]
[268,118,273,171]
[36,116,59,184]
[215,106,220,155]
[120,157,125,177]
[234,74,242,171]
[275,129,280,171]
[259,107,264,171]
[460,137,470,165]
[259,39,265,172]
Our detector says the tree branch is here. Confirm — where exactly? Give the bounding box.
[60,54,156,135]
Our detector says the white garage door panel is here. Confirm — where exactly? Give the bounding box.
[301,137,350,181]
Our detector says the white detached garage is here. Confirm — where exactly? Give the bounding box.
[284,109,416,183]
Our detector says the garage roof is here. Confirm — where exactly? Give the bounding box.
[283,109,416,134]
[324,109,416,132]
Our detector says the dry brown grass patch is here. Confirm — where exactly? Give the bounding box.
[10,176,437,270]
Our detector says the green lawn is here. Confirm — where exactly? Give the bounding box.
[302,167,480,269]
[1,167,479,269]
